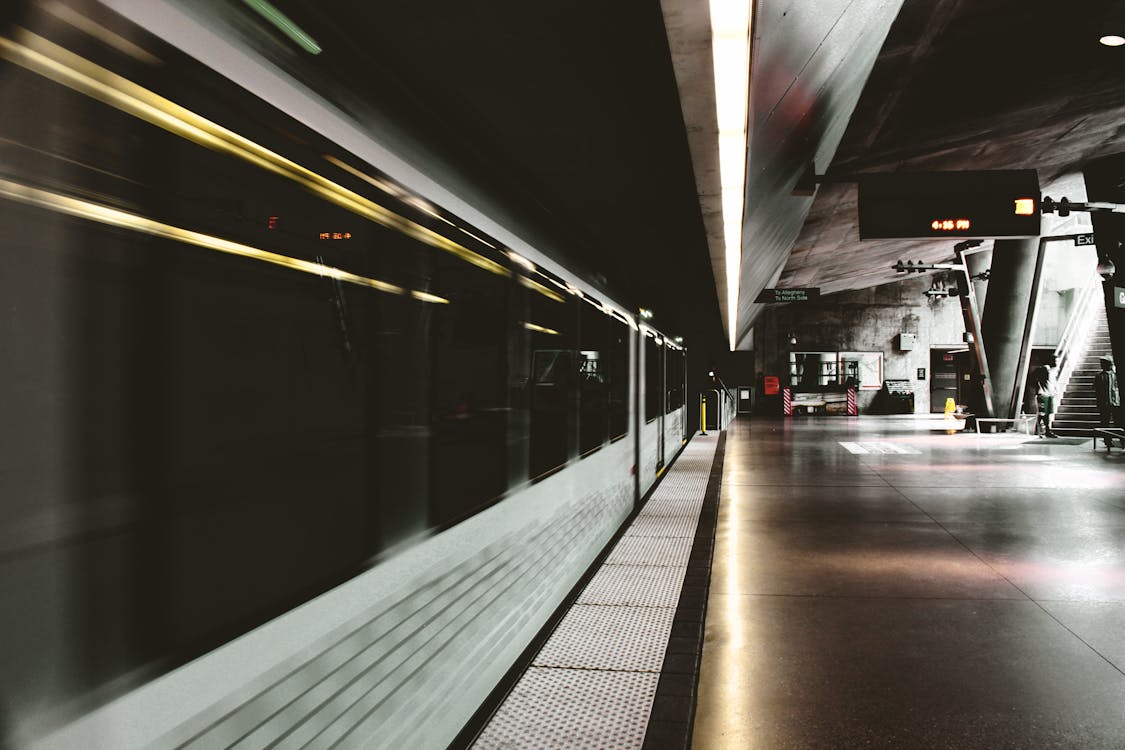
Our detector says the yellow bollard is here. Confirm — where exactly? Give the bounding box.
[701,398,708,435]
[944,397,956,420]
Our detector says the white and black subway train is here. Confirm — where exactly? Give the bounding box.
[0,2,691,747]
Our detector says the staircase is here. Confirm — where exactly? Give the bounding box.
[1053,304,1113,437]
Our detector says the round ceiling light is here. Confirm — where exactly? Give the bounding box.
[1099,34,1125,46]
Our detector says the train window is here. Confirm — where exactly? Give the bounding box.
[644,335,662,422]
[666,347,684,412]
[525,281,577,479]
[428,258,510,526]
[578,301,608,455]
[607,316,630,440]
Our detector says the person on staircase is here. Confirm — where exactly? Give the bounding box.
[1032,355,1059,438]
[1094,356,1122,449]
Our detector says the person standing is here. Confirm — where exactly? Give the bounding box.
[1031,355,1059,438]
[1094,356,1121,448]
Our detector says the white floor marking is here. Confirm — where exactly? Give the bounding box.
[840,441,921,455]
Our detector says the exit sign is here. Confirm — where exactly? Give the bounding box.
[858,170,1041,240]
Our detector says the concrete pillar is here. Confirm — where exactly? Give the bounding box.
[979,238,1039,418]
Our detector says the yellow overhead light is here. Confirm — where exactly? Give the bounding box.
[523,322,560,335]
[710,0,752,351]
[410,290,450,304]
[0,30,510,278]
[0,177,412,295]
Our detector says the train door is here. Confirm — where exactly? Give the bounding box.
[656,337,665,472]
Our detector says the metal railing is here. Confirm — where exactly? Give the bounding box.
[700,379,737,433]
[1053,272,1103,403]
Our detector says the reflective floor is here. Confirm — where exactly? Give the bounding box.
[693,416,1125,749]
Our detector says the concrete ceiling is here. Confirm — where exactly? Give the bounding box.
[736,0,1125,346]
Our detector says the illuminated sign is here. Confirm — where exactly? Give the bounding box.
[858,170,1041,239]
[931,219,971,231]
[319,231,352,240]
[267,215,279,230]
[1116,287,1125,309]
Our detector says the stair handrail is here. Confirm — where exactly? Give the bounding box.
[1053,272,1102,404]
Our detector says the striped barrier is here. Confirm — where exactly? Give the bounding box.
[782,387,792,416]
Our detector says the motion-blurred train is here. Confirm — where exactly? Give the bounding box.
[0,2,690,747]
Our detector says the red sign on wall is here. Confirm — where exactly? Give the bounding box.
[763,376,780,396]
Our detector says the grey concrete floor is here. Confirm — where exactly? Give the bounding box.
[693,416,1125,749]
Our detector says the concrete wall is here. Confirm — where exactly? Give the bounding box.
[753,274,967,413]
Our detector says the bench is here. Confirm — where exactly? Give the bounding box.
[1092,427,1125,452]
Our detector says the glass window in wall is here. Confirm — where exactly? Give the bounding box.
[789,351,838,387]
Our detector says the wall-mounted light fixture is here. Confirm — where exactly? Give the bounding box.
[787,332,798,346]
[1097,254,1117,281]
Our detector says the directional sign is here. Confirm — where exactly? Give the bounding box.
[755,288,820,303]
[1075,233,1096,246]
[1116,287,1125,309]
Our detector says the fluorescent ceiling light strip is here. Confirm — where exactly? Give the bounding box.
[241,0,321,55]
[710,0,752,350]
[0,177,463,301]
[0,30,516,281]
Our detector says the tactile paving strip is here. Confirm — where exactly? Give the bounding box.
[577,564,688,608]
[471,436,719,749]
[606,536,694,566]
[532,605,676,672]
[638,497,705,517]
[472,668,659,750]
[625,514,701,539]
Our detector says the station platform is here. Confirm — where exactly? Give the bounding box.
[470,415,1125,748]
